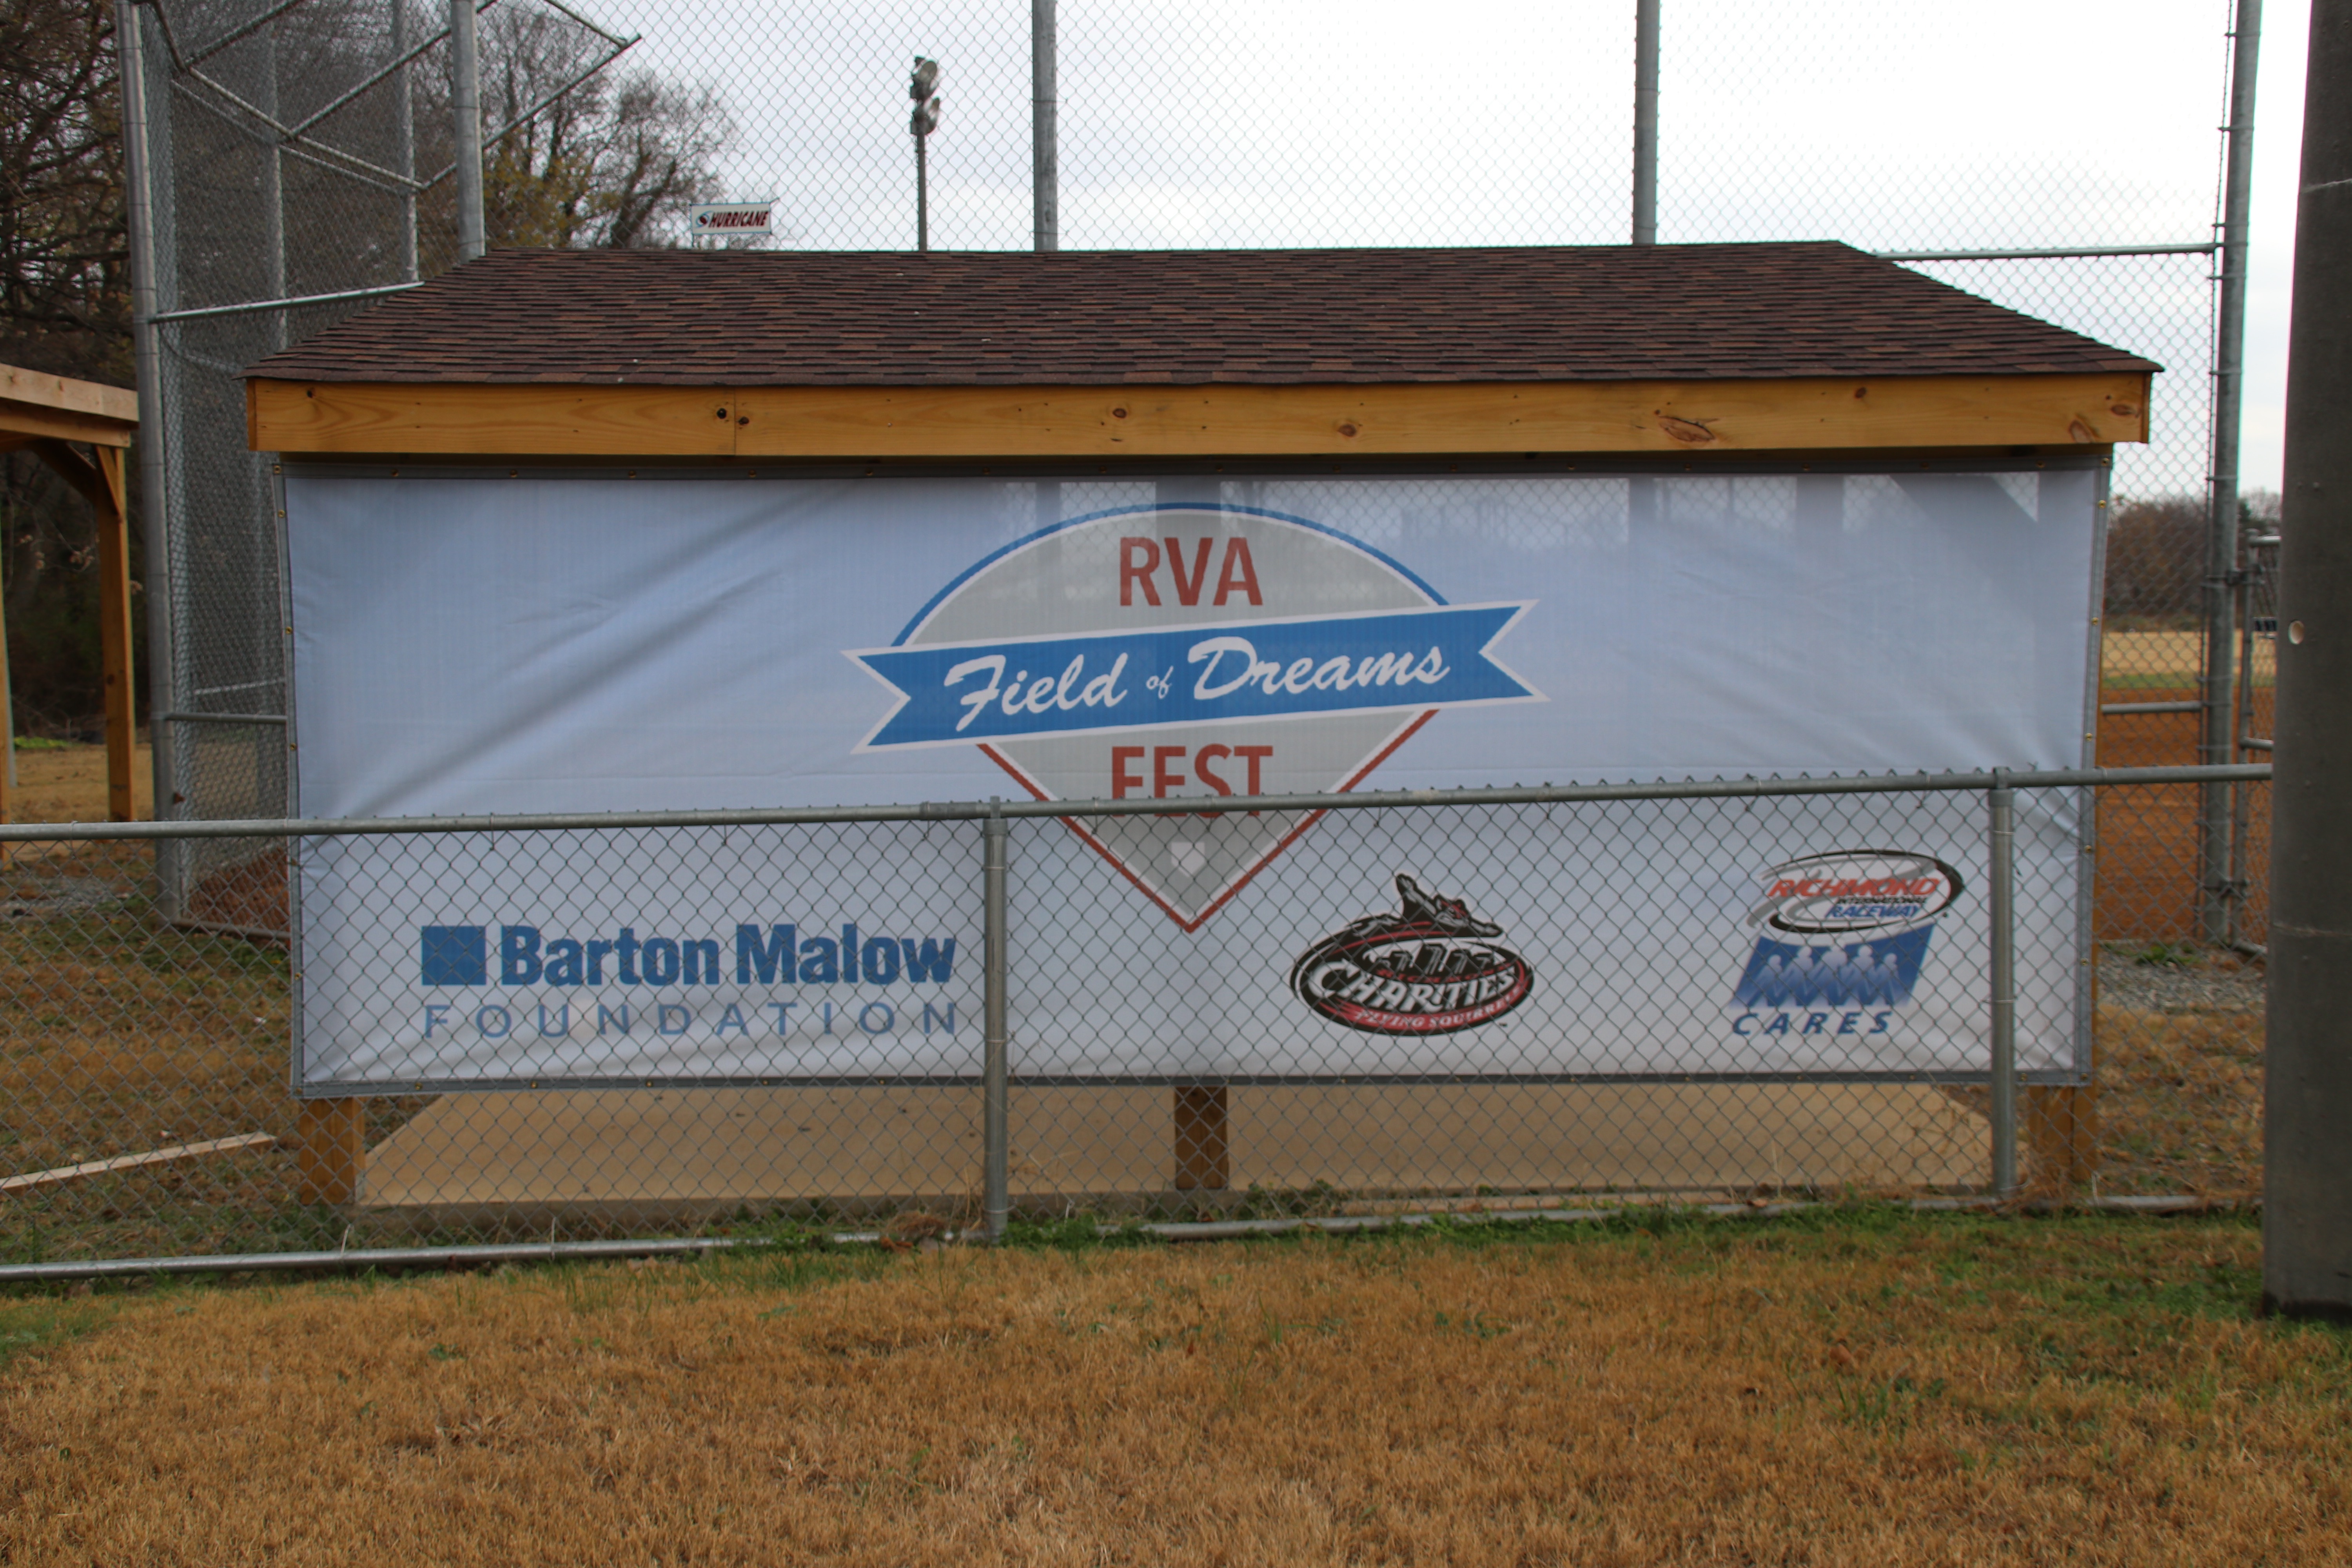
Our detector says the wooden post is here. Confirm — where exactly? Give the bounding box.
[93,445,136,822]
[1172,1085,1229,1191]
[0,548,12,828]
[2024,1085,2099,1190]
[295,1098,366,1205]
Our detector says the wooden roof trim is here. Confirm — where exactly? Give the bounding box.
[251,372,2151,459]
[1,362,137,448]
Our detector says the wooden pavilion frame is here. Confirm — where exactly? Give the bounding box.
[0,363,140,824]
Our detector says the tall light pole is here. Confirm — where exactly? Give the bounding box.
[451,0,485,261]
[1632,0,1660,243]
[1032,2,1058,251]
[910,56,942,252]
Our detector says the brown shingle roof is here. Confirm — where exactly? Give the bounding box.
[247,243,2159,387]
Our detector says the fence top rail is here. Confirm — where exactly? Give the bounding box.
[0,764,2272,844]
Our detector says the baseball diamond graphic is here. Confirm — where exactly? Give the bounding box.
[849,503,1544,928]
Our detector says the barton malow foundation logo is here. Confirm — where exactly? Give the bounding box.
[1290,874,1534,1035]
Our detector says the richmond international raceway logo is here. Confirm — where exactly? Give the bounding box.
[1731,849,1964,1039]
[847,505,1542,928]
[1290,874,1534,1035]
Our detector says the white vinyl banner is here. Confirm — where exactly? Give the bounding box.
[285,466,2098,1089]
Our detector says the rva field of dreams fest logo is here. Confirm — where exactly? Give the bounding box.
[848,504,1543,931]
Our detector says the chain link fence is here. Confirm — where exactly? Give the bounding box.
[123,1,2254,836]
[65,1,2276,1268]
[2,768,2265,1271]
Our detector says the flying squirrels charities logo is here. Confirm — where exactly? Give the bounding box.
[1731,849,1964,1037]
[846,505,1543,929]
[1290,874,1534,1034]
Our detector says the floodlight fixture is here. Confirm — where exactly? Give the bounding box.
[910,56,943,251]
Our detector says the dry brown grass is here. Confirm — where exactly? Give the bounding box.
[2,741,152,827]
[1,838,310,1261]
[2,1213,2345,1566]
[2096,1006,2264,1198]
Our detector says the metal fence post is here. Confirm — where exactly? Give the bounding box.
[115,0,179,907]
[982,802,1010,1239]
[2202,0,2265,941]
[392,0,419,283]
[1632,0,1661,244]
[1032,0,1058,252]
[1988,769,2019,1197]
[449,0,486,261]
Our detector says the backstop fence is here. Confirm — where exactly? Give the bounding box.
[0,765,2267,1274]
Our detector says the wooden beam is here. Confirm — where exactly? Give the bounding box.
[2025,1084,2099,1191]
[0,1133,276,1196]
[0,361,139,425]
[27,437,107,508]
[30,439,138,820]
[250,380,739,457]
[249,372,2153,459]
[295,1098,367,1206]
[0,535,10,829]
[0,397,134,449]
[1173,1085,1230,1191]
[94,446,136,822]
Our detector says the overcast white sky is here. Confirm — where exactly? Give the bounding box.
[2241,0,2309,494]
[595,0,2308,491]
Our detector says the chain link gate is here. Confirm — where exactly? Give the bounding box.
[0,765,2266,1276]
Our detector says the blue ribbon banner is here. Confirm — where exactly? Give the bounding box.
[850,603,1539,750]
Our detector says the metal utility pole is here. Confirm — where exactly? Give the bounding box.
[114,0,177,856]
[911,56,942,252]
[1632,0,1660,243]
[393,0,419,281]
[2266,0,2352,1322]
[1626,0,1664,657]
[256,25,286,351]
[2201,0,2264,940]
[450,0,486,261]
[1032,1,1058,251]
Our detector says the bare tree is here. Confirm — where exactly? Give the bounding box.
[2,0,129,736]
[0,0,125,379]
[477,6,736,250]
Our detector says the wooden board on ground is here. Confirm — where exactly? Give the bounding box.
[359,1083,1989,1226]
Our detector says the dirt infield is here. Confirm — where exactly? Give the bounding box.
[3,1212,2342,1566]
[2093,692,2267,944]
